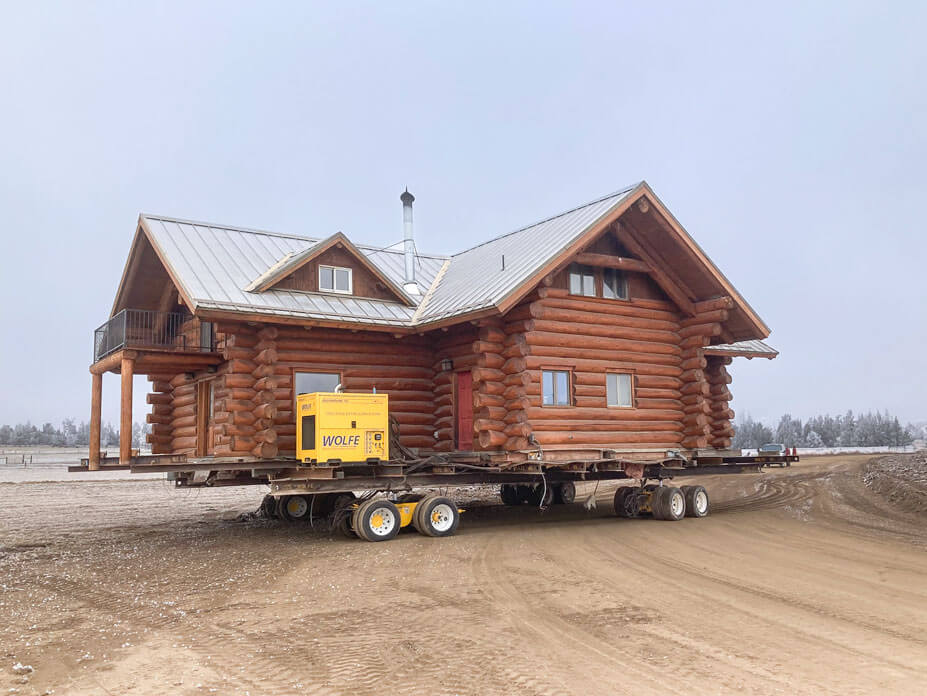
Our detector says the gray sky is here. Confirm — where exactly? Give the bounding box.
[1,1,925,428]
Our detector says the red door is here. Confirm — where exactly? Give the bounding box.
[456,371,474,451]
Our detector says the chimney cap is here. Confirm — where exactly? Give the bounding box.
[400,188,415,205]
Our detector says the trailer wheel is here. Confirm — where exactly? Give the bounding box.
[683,485,710,518]
[280,495,311,522]
[614,487,638,518]
[653,487,685,521]
[527,482,554,507]
[332,493,357,538]
[354,499,401,542]
[415,496,460,537]
[260,494,280,519]
[554,481,576,505]
[500,484,523,506]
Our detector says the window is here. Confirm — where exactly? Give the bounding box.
[319,265,352,294]
[542,370,571,406]
[199,321,215,350]
[568,264,596,297]
[603,268,628,300]
[294,371,341,396]
[607,373,633,408]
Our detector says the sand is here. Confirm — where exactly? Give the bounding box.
[1,454,926,695]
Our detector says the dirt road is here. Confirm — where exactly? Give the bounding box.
[2,454,926,695]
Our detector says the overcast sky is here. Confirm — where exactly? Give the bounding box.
[1,1,925,428]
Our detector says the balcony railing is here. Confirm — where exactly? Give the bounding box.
[93,309,216,363]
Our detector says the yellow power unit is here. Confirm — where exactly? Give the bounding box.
[296,392,389,464]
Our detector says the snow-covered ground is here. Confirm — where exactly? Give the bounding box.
[741,445,921,456]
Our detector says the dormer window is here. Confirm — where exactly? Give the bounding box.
[319,265,352,294]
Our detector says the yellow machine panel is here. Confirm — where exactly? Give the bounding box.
[296,392,389,464]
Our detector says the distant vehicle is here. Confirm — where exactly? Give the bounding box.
[758,443,790,466]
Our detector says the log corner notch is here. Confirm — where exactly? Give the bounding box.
[472,320,507,450]
[677,303,730,450]
[250,325,280,459]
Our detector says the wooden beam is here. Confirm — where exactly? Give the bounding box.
[573,253,651,273]
[120,355,134,466]
[612,223,697,317]
[89,373,102,471]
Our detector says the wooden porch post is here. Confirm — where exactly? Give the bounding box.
[120,355,135,465]
[89,372,102,471]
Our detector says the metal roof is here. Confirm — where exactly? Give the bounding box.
[414,184,640,323]
[704,340,779,359]
[141,215,445,326]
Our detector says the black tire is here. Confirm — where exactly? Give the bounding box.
[331,493,357,538]
[614,487,638,518]
[526,482,554,507]
[353,499,401,542]
[650,487,667,520]
[683,485,710,518]
[416,496,460,537]
[280,495,311,522]
[260,494,279,519]
[554,481,576,505]
[660,487,686,521]
[500,484,522,506]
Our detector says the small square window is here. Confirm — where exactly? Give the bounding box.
[606,373,633,408]
[294,371,341,396]
[542,370,571,406]
[319,265,352,294]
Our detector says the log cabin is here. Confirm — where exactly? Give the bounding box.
[87,181,777,471]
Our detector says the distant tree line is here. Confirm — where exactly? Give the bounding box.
[733,411,918,449]
[0,420,150,448]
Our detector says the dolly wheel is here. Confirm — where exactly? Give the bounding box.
[260,494,280,519]
[281,495,310,522]
[683,485,710,518]
[416,496,460,537]
[354,499,401,542]
[614,487,638,518]
[554,481,576,505]
[655,487,686,521]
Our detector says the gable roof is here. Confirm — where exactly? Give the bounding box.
[243,231,412,304]
[121,182,770,341]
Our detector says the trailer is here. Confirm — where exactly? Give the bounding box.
[72,400,799,541]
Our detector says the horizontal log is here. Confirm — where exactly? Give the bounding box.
[525,318,679,345]
[504,397,532,413]
[252,442,278,459]
[680,309,728,326]
[680,382,711,397]
[680,356,707,371]
[254,376,278,392]
[146,434,172,445]
[527,357,681,379]
[478,430,506,449]
[526,331,681,356]
[526,407,682,421]
[401,436,437,449]
[679,369,705,384]
[171,435,198,450]
[479,354,505,370]
[504,372,532,388]
[472,367,505,383]
[254,403,277,420]
[711,437,733,449]
[471,340,504,355]
[532,291,679,320]
[478,406,507,421]
[479,326,507,344]
[532,431,681,445]
[505,422,531,437]
[681,436,709,449]
[254,428,278,444]
[504,409,528,424]
[529,419,681,432]
[573,252,650,273]
[473,392,505,409]
[474,418,505,432]
[505,436,529,451]
[146,414,172,425]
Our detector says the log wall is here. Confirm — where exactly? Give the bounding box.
[507,285,687,450]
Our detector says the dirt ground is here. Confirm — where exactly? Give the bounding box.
[1,454,926,696]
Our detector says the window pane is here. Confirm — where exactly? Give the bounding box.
[555,371,569,405]
[569,270,582,295]
[603,269,626,299]
[582,272,595,297]
[335,268,350,292]
[606,373,617,404]
[319,266,334,290]
[618,373,632,406]
[294,372,341,395]
[542,371,554,405]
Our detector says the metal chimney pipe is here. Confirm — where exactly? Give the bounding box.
[400,188,419,294]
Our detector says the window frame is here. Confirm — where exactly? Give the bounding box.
[568,263,597,298]
[605,371,635,409]
[541,368,573,407]
[318,265,353,295]
[602,268,629,301]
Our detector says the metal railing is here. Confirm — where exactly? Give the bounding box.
[93,309,216,362]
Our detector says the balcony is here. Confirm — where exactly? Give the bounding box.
[93,309,217,363]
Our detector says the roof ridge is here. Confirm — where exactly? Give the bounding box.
[450,182,642,256]
[140,213,448,259]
